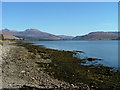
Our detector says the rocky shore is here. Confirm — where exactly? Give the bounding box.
[1,41,90,90]
[1,41,120,90]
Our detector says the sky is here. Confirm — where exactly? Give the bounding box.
[2,2,118,36]
[1,0,119,2]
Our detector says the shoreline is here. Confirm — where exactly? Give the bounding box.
[1,41,120,89]
[15,41,120,89]
[1,41,74,89]
[24,40,119,71]
[23,39,120,41]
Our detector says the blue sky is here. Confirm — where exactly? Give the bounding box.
[2,2,118,36]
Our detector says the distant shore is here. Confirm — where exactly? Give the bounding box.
[23,39,120,41]
[1,40,120,90]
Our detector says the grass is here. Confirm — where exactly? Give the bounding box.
[14,42,120,90]
[0,40,12,45]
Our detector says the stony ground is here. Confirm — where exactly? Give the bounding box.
[1,42,74,89]
[0,42,3,89]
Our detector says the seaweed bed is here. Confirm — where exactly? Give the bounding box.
[14,42,120,90]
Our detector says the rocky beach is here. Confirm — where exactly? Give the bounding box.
[0,41,120,90]
[1,41,75,89]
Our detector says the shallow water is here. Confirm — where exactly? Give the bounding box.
[24,41,119,68]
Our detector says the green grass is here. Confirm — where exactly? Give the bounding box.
[14,42,120,90]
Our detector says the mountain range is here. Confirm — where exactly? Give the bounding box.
[73,32,120,40]
[1,29,62,40]
[0,29,119,40]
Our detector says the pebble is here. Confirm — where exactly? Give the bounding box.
[21,71,26,73]
[1,42,90,89]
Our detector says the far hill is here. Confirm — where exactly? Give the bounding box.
[1,29,119,40]
[58,35,74,40]
[0,30,21,40]
[2,29,62,40]
[73,32,120,40]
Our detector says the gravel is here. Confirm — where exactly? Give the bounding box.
[0,42,91,90]
[1,42,72,89]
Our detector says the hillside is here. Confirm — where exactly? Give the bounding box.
[1,29,119,40]
[0,30,21,40]
[58,35,74,39]
[73,32,119,40]
[2,29,62,40]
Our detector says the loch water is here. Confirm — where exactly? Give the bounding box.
[24,41,119,68]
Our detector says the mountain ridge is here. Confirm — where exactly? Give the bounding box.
[73,31,119,40]
[1,29,62,40]
[1,29,119,40]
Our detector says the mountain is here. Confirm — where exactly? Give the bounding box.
[58,35,74,39]
[73,32,119,40]
[1,29,119,40]
[2,29,62,40]
[0,30,21,40]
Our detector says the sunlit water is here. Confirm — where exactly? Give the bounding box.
[24,41,119,68]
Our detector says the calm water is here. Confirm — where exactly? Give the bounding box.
[25,41,119,68]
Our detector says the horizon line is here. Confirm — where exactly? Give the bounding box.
[1,28,119,36]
